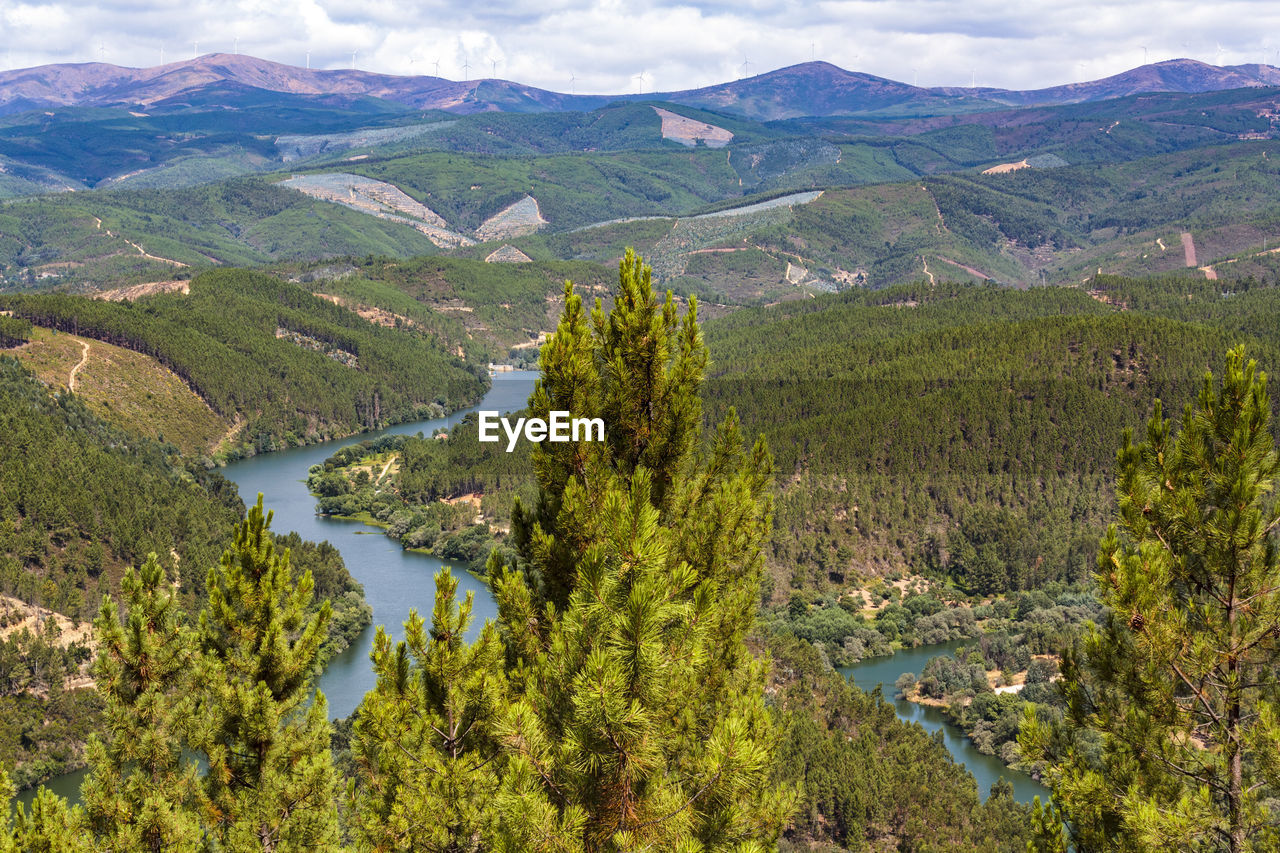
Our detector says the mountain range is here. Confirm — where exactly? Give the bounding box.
[3,54,1280,120]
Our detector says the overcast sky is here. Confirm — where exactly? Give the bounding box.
[2,0,1279,94]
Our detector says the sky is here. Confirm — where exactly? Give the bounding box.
[2,0,1279,94]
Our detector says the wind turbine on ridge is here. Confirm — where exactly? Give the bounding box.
[635,70,646,95]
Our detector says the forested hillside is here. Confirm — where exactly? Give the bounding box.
[0,356,371,786]
[7,135,1280,305]
[0,356,242,616]
[0,269,487,451]
[299,269,1280,602]
[281,254,616,354]
[767,631,1030,849]
[702,278,1280,595]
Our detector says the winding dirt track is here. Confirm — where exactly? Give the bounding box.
[68,341,90,392]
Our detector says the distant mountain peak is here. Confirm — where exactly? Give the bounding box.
[1,53,1278,120]
[974,57,1280,106]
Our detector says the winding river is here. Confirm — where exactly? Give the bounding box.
[19,369,1049,809]
[839,641,1051,805]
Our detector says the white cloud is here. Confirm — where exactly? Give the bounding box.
[1,0,1279,92]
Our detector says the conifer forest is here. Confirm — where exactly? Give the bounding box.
[4,28,1280,851]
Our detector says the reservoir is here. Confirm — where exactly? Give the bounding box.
[18,369,1049,808]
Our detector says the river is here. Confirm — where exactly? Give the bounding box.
[840,640,1051,805]
[18,368,1048,810]
[16,371,535,812]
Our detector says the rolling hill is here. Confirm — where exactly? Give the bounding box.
[5,54,1280,120]
[0,269,488,453]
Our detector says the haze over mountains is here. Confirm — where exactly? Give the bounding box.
[3,53,1280,119]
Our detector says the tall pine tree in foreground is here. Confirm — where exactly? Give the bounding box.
[348,566,507,852]
[0,768,90,852]
[491,250,795,851]
[82,553,202,852]
[1022,347,1280,852]
[194,496,340,851]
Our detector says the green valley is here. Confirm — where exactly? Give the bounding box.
[5,44,1280,853]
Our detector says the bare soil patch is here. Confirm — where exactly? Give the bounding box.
[476,195,547,242]
[94,279,189,301]
[981,159,1030,175]
[1181,231,1198,267]
[653,107,734,148]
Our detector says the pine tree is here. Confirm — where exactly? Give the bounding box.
[194,495,340,851]
[513,250,706,612]
[0,770,13,853]
[10,785,86,853]
[1022,347,1280,852]
[81,553,203,852]
[493,250,796,851]
[348,566,507,852]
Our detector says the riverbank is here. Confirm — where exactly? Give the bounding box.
[16,373,538,809]
[840,641,1051,805]
[209,399,459,466]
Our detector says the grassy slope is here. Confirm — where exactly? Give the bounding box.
[9,326,231,455]
[0,269,488,450]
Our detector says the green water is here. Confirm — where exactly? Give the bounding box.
[840,640,1051,805]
